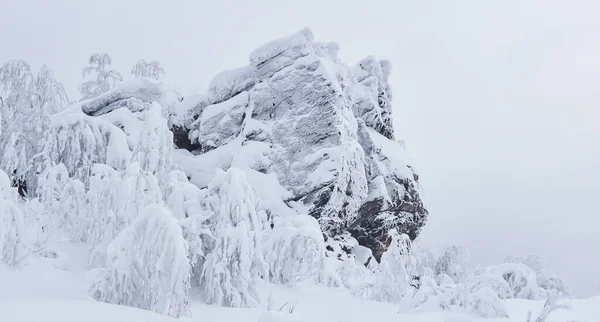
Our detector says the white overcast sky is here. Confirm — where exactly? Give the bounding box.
[1,0,599,297]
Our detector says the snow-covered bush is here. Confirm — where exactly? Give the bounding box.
[538,275,571,298]
[84,163,162,266]
[0,169,26,266]
[412,244,437,276]
[264,215,325,286]
[479,263,543,300]
[407,268,452,312]
[79,53,122,100]
[504,254,571,297]
[435,245,469,284]
[199,168,269,307]
[93,204,191,318]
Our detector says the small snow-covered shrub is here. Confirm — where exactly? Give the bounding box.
[264,215,325,286]
[199,168,269,308]
[93,204,191,318]
[408,268,451,312]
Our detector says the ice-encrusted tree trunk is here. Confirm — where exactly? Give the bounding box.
[0,61,69,196]
[131,60,165,80]
[199,168,269,308]
[93,203,191,318]
[79,53,122,100]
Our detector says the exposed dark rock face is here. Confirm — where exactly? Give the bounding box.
[171,28,428,260]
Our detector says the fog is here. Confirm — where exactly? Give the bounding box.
[1,0,598,296]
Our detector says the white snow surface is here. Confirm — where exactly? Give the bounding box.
[0,242,598,322]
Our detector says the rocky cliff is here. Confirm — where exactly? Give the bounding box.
[170,28,427,261]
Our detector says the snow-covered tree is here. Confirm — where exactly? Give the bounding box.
[36,163,86,237]
[375,230,413,302]
[0,60,69,196]
[479,263,543,300]
[406,268,452,312]
[166,169,212,278]
[0,60,32,133]
[199,168,269,308]
[0,169,26,266]
[39,112,131,186]
[504,254,545,275]
[93,203,191,318]
[83,163,162,263]
[131,59,165,80]
[435,245,469,284]
[504,254,571,297]
[79,53,122,100]
[264,215,325,286]
[412,243,437,277]
[31,65,69,115]
[131,102,173,186]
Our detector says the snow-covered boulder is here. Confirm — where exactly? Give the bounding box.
[174,28,428,261]
[81,78,174,117]
[207,65,255,105]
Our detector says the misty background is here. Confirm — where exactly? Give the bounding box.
[1,0,598,296]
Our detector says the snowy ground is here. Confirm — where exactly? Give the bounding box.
[0,242,597,322]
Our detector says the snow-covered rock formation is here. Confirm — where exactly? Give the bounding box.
[173,28,428,261]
